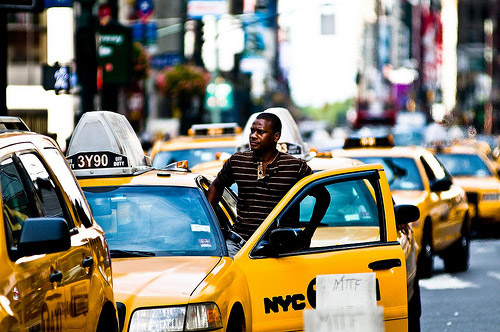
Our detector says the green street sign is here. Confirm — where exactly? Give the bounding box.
[98,25,132,85]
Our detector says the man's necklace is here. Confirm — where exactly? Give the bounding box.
[257,151,279,180]
[257,161,265,180]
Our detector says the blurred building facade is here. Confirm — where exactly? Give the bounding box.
[8,0,500,143]
[456,0,500,133]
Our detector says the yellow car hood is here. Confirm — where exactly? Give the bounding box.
[452,176,500,191]
[112,256,222,304]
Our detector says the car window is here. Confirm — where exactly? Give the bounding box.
[277,174,383,251]
[43,148,93,228]
[436,153,492,177]
[0,157,39,255]
[354,156,424,190]
[83,186,223,257]
[420,154,449,181]
[152,147,236,168]
[222,187,237,220]
[18,153,69,222]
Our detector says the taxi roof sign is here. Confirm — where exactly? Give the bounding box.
[240,108,310,160]
[343,135,395,149]
[66,111,151,177]
[188,123,241,136]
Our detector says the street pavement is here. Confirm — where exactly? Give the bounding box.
[420,237,500,332]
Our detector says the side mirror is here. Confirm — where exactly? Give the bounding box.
[17,217,71,257]
[252,228,303,257]
[430,177,452,192]
[394,204,420,226]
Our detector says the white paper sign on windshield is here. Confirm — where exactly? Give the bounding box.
[304,306,384,332]
[316,273,377,309]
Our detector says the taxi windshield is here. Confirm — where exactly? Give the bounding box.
[82,186,222,257]
[152,147,236,168]
[435,153,492,177]
[353,156,424,191]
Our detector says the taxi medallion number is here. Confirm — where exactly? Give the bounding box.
[67,152,128,170]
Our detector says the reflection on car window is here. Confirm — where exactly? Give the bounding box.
[436,153,492,177]
[0,157,36,250]
[44,148,91,228]
[152,147,236,168]
[355,157,424,190]
[281,178,381,249]
[18,153,66,219]
[83,186,222,257]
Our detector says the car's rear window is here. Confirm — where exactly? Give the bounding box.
[436,153,492,177]
[83,186,223,257]
[354,156,424,191]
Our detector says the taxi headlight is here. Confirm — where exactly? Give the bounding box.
[129,303,222,332]
[482,193,500,201]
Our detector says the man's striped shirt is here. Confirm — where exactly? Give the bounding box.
[216,150,313,239]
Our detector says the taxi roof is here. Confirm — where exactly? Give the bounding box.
[153,135,240,151]
[307,156,365,171]
[430,143,489,156]
[334,145,431,160]
[78,168,205,188]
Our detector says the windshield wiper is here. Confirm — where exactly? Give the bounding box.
[110,249,156,258]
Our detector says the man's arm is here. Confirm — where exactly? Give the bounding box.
[206,177,225,210]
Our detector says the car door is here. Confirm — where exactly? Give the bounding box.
[0,152,61,331]
[420,154,465,250]
[234,169,408,332]
[17,151,92,331]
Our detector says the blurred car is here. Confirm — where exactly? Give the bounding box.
[0,117,118,331]
[68,111,417,332]
[352,99,397,129]
[149,123,241,168]
[433,144,500,227]
[335,135,471,278]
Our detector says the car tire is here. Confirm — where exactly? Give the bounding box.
[226,305,245,332]
[417,221,433,279]
[408,277,421,332]
[443,219,470,273]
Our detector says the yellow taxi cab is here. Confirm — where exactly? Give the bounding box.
[334,135,470,278]
[432,143,500,227]
[194,108,422,331]
[0,116,118,331]
[67,111,418,332]
[149,123,242,168]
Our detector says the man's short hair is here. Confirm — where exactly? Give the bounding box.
[256,112,282,134]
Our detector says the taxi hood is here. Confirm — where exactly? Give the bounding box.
[112,256,222,304]
[452,176,500,191]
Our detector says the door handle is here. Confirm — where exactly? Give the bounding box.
[50,270,63,283]
[368,258,401,270]
[82,256,94,268]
